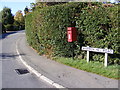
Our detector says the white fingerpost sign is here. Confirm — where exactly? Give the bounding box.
[82,46,114,67]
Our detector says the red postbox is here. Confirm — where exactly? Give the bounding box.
[67,27,77,42]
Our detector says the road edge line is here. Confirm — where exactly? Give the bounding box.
[16,38,65,88]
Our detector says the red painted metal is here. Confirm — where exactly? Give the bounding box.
[67,27,77,42]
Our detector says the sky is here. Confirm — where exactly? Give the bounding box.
[0,0,35,15]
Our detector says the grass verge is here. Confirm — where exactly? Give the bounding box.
[52,57,120,80]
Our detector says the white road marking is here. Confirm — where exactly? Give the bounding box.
[16,37,65,88]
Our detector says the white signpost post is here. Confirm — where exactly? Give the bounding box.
[82,46,114,67]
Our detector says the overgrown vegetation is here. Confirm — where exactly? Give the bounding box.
[26,2,119,65]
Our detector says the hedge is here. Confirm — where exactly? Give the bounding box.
[25,2,88,56]
[25,2,119,64]
[76,5,120,64]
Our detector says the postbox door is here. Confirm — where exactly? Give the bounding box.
[67,27,77,42]
[67,30,72,42]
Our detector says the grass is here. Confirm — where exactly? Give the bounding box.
[52,57,120,79]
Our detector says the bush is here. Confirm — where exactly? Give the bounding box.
[0,22,6,33]
[4,24,13,31]
[13,20,25,31]
[25,2,119,64]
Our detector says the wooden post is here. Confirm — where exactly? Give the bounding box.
[105,52,108,67]
[87,46,89,63]
[72,42,74,60]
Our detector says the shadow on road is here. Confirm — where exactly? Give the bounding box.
[0,30,25,39]
[0,53,25,60]
[1,31,17,39]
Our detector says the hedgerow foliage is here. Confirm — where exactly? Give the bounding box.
[25,2,119,64]
[76,5,120,64]
[26,2,88,57]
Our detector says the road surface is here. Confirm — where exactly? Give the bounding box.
[0,30,54,88]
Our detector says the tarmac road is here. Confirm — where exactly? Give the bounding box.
[0,30,54,88]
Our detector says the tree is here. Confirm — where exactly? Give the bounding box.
[30,3,36,11]
[14,10,24,24]
[14,10,25,30]
[24,6,29,15]
[1,7,14,31]
[0,22,6,33]
[0,11,2,33]
[0,11,2,23]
